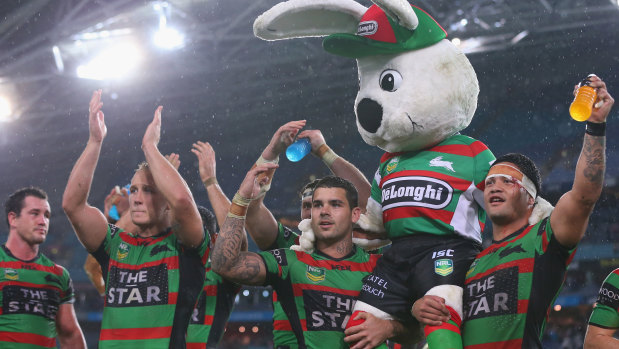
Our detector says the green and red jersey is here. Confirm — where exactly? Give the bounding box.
[0,245,74,348]
[260,246,381,349]
[93,224,208,349]
[186,262,240,349]
[462,218,576,348]
[370,134,494,243]
[589,268,619,329]
[270,222,300,348]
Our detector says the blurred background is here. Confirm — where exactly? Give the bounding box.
[0,0,618,347]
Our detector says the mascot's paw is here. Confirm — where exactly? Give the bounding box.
[357,213,386,234]
[352,237,392,251]
[290,219,315,254]
[529,196,554,226]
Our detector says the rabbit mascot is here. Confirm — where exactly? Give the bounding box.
[253,1,499,347]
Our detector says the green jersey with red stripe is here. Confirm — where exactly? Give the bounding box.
[93,224,208,349]
[589,268,619,329]
[270,222,301,348]
[0,245,74,349]
[260,246,382,349]
[370,134,494,242]
[462,218,576,348]
[186,262,240,349]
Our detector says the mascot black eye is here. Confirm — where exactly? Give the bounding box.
[379,70,402,92]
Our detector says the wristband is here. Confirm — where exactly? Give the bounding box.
[316,144,339,167]
[585,121,606,136]
[229,191,252,219]
[255,154,279,166]
[232,192,252,207]
[202,177,218,188]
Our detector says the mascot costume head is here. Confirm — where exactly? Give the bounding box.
[253,0,552,345]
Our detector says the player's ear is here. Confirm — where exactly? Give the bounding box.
[351,207,362,223]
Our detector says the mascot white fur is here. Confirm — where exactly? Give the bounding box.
[254,1,552,347]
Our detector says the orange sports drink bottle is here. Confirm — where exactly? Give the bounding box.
[569,75,597,122]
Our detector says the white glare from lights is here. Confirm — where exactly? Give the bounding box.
[153,2,184,50]
[451,38,461,46]
[0,96,12,122]
[154,28,184,50]
[76,43,142,81]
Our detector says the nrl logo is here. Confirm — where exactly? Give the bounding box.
[4,268,18,280]
[306,265,326,283]
[385,156,399,174]
[429,156,455,172]
[434,259,453,276]
[117,243,130,261]
[357,21,378,36]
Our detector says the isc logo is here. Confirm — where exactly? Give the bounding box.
[431,249,454,259]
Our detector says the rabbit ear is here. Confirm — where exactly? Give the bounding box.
[372,0,418,30]
[254,0,367,41]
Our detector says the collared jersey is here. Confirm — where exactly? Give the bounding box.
[370,134,494,243]
[462,218,576,348]
[260,246,382,349]
[93,224,208,349]
[0,245,74,348]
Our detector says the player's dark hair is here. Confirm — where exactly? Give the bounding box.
[299,179,320,199]
[5,187,48,227]
[313,176,359,208]
[492,153,542,197]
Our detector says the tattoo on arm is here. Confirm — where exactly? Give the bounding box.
[582,134,605,185]
[212,216,263,283]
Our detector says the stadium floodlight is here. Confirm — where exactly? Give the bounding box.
[153,1,184,50]
[153,27,184,50]
[76,42,142,80]
[0,96,13,122]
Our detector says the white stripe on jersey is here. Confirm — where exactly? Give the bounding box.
[450,182,483,244]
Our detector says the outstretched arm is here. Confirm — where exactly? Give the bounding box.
[62,90,109,252]
[551,75,614,247]
[245,120,306,250]
[299,129,371,211]
[212,164,278,285]
[192,141,230,228]
[142,107,203,247]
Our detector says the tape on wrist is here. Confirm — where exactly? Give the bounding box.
[232,192,252,207]
[317,144,339,167]
[585,121,606,136]
[203,177,218,188]
[256,155,279,166]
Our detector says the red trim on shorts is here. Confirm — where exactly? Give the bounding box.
[100,326,172,341]
[187,343,206,349]
[0,331,55,347]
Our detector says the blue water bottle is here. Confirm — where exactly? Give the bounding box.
[286,138,311,162]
